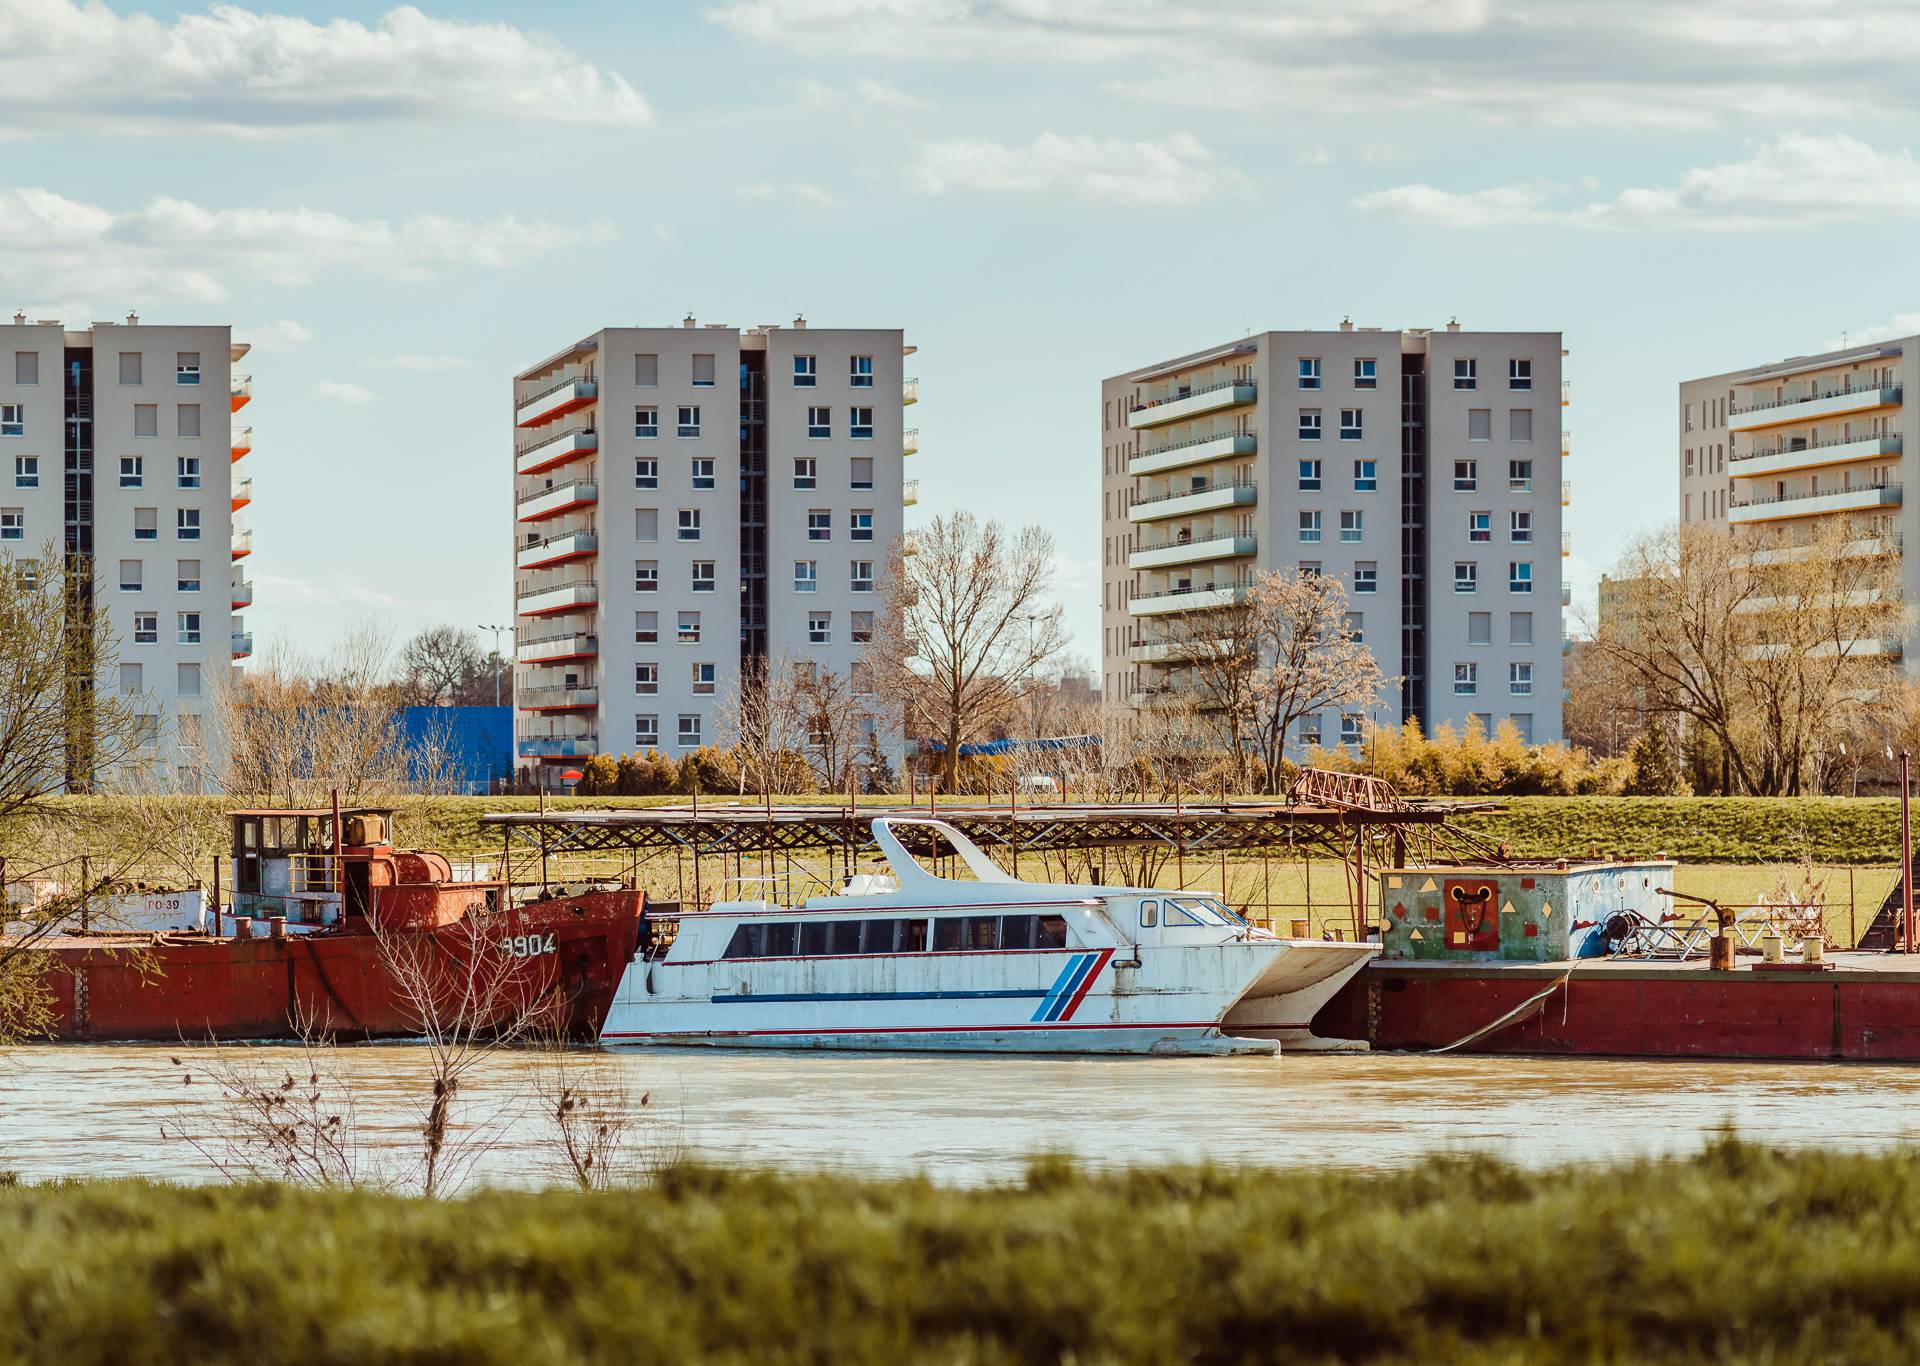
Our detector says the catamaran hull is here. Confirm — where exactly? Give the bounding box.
[1221,941,1380,1051]
[602,1023,1278,1056]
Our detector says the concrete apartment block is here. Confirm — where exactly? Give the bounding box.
[1100,322,1566,749]
[0,314,252,787]
[512,318,912,786]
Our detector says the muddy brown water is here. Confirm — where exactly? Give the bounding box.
[7,1045,1920,1187]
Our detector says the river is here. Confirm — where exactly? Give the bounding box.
[7,1045,1920,1188]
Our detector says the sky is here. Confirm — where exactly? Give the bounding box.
[9,0,1920,670]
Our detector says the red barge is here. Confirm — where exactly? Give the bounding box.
[37,807,642,1043]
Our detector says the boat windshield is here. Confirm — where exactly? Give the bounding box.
[1163,895,1245,928]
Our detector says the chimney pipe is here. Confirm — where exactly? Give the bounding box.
[683,313,696,329]
[127,311,139,326]
[1446,317,1460,332]
[1339,317,1353,333]
[794,314,807,330]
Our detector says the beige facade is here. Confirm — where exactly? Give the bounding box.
[511,319,913,783]
[0,315,251,787]
[1101,323,1567,747]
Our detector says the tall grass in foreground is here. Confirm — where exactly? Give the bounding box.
[4,1140,1920,1363]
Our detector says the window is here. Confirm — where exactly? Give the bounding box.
[1298,409,1322,440]
[134,508,157,541]
[1299,510,1321,543]
[1509,358,1532,391]
[692,663,716,695]
[1468,611,1491,645]
[1454,358,1477,390]
[1454,561,1477,593]
[793,355,817,387]
[1341,713,1364,745]
[635,611,658,644]
[691,457,715,490]
[1510,612,1534,645]
[176,353,200,386]
[119,560,142,591]
[1345,611,1364,643]
[1510,663,1534,696]
[1508,459,1534,491]
[677,406,701,437]
[634,456,658,489]
[176,559,200,592]
[677,611,701,644]
[852,663,874,695]
[119,352,142,385]
[1510,713,1534,745]
[178,663,201,698]
[794,560,818,592]
[852,611,874,643]
[1468,512,1490,543]
[781,458,816,495]
[176,508,201,541]
[851,560,875,592]
[1340,409,1362,440]
[635,663,659,695]
[635,353,658,387]
[678,714,703,746]
[1298,561,1320,576]
[1298,715,1322,745]
[850,458,873,490]
[177,404,200,438]
[808,510,832,540]
[1453,460,1477,492]
[807,612,831,644]
[635,406,659,438]
[1298,357,1321,389]
[1510,408,1533,442]
[1509,561,1533,593]
[850,355,874,388]
[1510,511,1533,543]
[1468,408,1491,441]
[134,404,156,438]
[635,714,660,747]
[850,407,874,439]
[119,456,143,488]
[851,510,874,541]
[133,612,157,644]
[1454,663,1478,695]
[691,560,716,593]
[1353,459,1377,492]
[13,352,36,385]
[1297,458,1322,491]
[1353,562,1377,594]
[0,405,21,437]
[692,354,715,387]
[635,508,658,542]
[634,560,659,592]
[178,611,201,645]
[807,406,831,438]
[13,455,35,488]
[1339,510,1362,543]
[677,509,701,541]
[1354,358,1377,389]
[176,456,200,489]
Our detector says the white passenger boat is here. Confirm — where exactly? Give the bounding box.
[601,817,1377,1056]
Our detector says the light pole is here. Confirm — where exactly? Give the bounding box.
[1892,745,1913,953]
[478,623,510,708]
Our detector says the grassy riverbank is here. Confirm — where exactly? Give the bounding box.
[4,1141,1920,1363]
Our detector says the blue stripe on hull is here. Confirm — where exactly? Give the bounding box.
[1040,953,1099,1022]
[1032,953,1092,1022]
[710,988,1047,1005]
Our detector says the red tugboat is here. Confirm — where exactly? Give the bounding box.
[37,807,642,1042]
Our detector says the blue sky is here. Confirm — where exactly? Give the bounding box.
[9,0,1920,668]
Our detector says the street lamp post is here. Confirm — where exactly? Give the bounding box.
[479,623,510,708]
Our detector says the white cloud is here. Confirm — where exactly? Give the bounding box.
[1829,314,1920,349]
[911,132,1252,203]
[371,353,470,372]
[311,381,377,406]
[786,74,928,109]
[734,182,841,207]
[0,187,611,304]
[1355,134,1920,232]
[242,320,314,352]
[1295,147,1334,167]
[854,77,926,108]
[0,0,652,136]
[708,0,1920,127]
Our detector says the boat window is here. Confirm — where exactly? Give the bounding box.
[799,922,832,955]
[859,920,895,953]
[933,917,964,951]
[723,925,754,959]
[1001,915,1035,950]
[1139,898,1158,928]
[963,916,999,950]
[900,919,929,952]
[1036,915,1069,948]
[763,922,797,957]
[1164,896,1232,927]
[829,921,862,955]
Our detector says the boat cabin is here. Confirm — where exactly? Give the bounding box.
[228,807,500,931]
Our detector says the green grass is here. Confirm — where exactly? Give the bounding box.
[7,1142,1920,1363]
[1454,795,1904,863]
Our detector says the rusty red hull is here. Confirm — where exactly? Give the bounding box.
[40,892,642,1044]
[1312,956,1920,1062]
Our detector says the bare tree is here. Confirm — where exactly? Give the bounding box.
[716,654,810,800]
[1243,571,1385,793]
[871,512,1068,789]
[794,665,872,792]
[397,626,493,706]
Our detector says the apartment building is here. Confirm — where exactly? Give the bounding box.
[511,318,914,785]
[0,314,252,787]
[1100,322,1567,748]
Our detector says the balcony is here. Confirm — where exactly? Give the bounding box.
[1728,382,1902,433]
[903,478,919,507]
[1561,582,1572,607]
[231,577,253,609]
[1560,380,1570,407]
[1731,432,1902,479]
[515,425,599,476]
[517,530,598,571]
[516,631,598,666]
[231,527,253,560]
[1736,532,1902,567]
[518,735,598,760]
[519,684,600,713]
[517,577,598,617]
[1129,431,1257,477]
[1728,483,1903,524]
[903,377,920,406]
[1561,531,1571,557]
[231,426,251,462]
[1561,479,1571,507]
[517,479,598,522]
[230,374,252,413]
[903,427,919,456]
[1127,380,1257,430]
[1128,636,1229,663]
[1128,583,1248,616]
[1127,478,1257,523]
[231,630,252,659]
[1561,429,1571,459]
[515,376,598,428]
[902,530,919,557]
[1129,532,1257,571]
[231,476,252,511]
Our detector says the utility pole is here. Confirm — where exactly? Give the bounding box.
[478,623,510,707]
